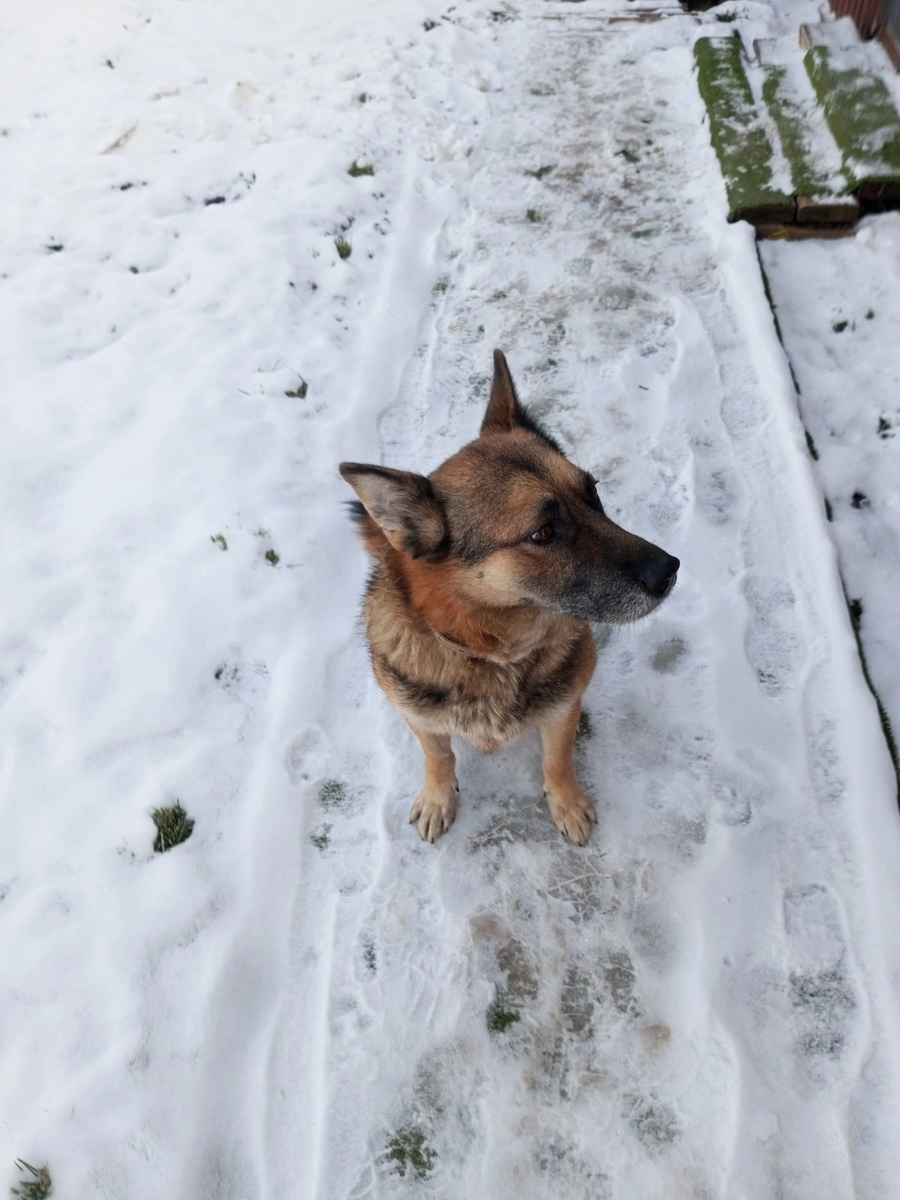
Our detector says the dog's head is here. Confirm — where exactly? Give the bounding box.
[340,350,678,625]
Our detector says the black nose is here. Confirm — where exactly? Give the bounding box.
[637,552,679,599]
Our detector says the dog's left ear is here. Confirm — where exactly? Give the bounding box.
[482,348,528,434]
[339,463,447,559]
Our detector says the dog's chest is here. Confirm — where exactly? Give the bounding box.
[379,640,580,751]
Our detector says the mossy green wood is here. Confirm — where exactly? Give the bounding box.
[694,36,792,221]
[761,65,835,197]
[804,46,900,187]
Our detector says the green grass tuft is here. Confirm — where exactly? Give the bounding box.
[347,160,374,177]
[525,208,543,223]
[832,319,849,333]
[805,429,819,461]
[577,711,593,739]
[265,549,280,566]
[487,998,521,1033]
[335,235,352,260]
[210,533,228,551]
[525,164,554,180]
[152,802,194,853]
[432,276,449,294]
[385,1126,437,1179]
[11,1161,52,1200]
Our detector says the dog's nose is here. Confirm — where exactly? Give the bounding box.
[637,552,679,599]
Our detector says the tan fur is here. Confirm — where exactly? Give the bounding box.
[340,350,679,845]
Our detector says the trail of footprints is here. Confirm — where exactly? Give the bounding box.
[288,13,874,1198]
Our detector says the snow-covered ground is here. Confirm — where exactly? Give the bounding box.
[761,219,900,789]
[2,2,900,1198]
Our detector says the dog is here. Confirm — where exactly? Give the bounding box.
[340,350,679,845]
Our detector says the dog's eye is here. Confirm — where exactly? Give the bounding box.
[529,524,555,545]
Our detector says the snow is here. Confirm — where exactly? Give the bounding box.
[760,215,900,794]
[2,1,900,1198]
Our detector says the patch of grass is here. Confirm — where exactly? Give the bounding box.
[285,376,308,398]
[878,415,894,438]
[825,496,833,522]
[253,527,271,537]
[210,533,228,551]
[11,1161,52,1199]
[347,159,374,177]
[357,92,368,104]
[432,276,449,294]
[487,997,521,1033]
[832,319,849,333]
[805,429,819,461]
[577,711,593,739]
[363,940,377,973]
[265,549,280,566]
[631,228,657,239]
[310,824,331,850]
[866,308,875,319]
[529,85,554,97]
[335,235,352,260]
[385,1126,437,1179]
[525,164,554,180]
[805,47,900,186]
[490,289,508,301]
[694,37,792,221]
[762,65,833,197]
[152,802,194,853]
[616,147,639,164]
[525,208,543,223]
[319,779,348,810]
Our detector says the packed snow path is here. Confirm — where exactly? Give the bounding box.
[2,3,900,1199]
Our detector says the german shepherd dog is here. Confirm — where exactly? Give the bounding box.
[340,351,678,845]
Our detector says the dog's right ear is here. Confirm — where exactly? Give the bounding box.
[481,348,527,434]
[339,463,447,559]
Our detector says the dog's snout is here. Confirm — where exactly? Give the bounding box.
[636,552,680,600]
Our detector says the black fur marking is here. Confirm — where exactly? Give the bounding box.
[512,641,582,719]
[375,653,450,708]
[348,499,368,521]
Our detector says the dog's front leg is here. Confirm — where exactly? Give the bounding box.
[408,726,459,843]
[539,700,596,846]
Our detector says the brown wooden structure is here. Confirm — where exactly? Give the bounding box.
[831,0,900,66]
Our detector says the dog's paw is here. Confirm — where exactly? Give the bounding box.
[410,786,458,843]
[546,787,596,846]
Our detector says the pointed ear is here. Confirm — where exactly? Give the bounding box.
[339,463,447,559]
[481,348,526,434]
